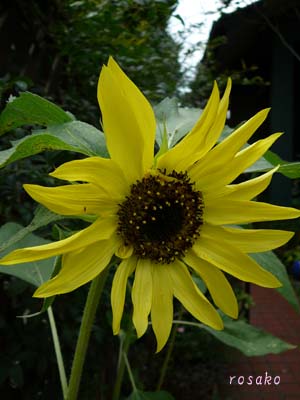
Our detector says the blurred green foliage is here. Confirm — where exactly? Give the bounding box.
[0,0,182,125]
[51,0,182,116]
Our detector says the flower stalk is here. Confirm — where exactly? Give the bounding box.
[123,351,137,392]
[47,306,68,399]
[66,267,109,400]
[156,323,177,391]
[112,328,133,400]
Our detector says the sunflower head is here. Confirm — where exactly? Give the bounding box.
[117,170,204,263]
[1,56,299,352]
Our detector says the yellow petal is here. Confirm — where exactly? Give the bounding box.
[215,108,270,158]
[50,157,129,198]
[34,236,119,297]
[107,57,156,171]
[0,217,117,264]
[204,198,300,225]
[151,264,173,352]
[169,260,223,330]
[157,81,220,172]
[131,258,153,337]
[192,132,283,191]
[159,80,232,173]
[185,250,238,318]
[201,223,294,253]
[193,108,270,176]
[98,60,155,182]
[111,257,137,334]
[24,183,117,216]
[205,166,279,201]
[189,78,231,165]
[193,237,281,288]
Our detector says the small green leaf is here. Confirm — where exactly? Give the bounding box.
[264,150,300,178]
[250,251,300,313]
[154,97,201,148]
[0,120,108,168]
[127,390,175,400]
[203,316,295,356]
[278,162,300,179]
[0,222,55,286]
[154,123,169,161]
[0,92,73,135]
[264,149,282,165]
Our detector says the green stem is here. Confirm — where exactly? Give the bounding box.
[123,352,137,392]
[156,307,184,391]
[66,268,109,400]
[47,306,68,399]
[112,330,132,400]
[156,324,177,391]
[172,320,203,328]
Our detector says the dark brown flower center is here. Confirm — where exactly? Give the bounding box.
[117,170,203,263]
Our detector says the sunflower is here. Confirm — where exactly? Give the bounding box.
[1,57,299,351]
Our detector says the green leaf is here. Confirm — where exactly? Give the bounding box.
[154,97,201,148]
[278,162,300,179]
[0,222,55,286]
[17,257,61,319]
[154,123,169,160]
[263,150,300,178]
[0,92,73,135]
[264,149,282,165]
[0,120,108,168]
[33,121,108,157]
[127,390,175,400]
[203,316,296,356]
[17,261,60,318]
[250,251,300,313]
[0,205,64,253]
[231,145,300,177]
